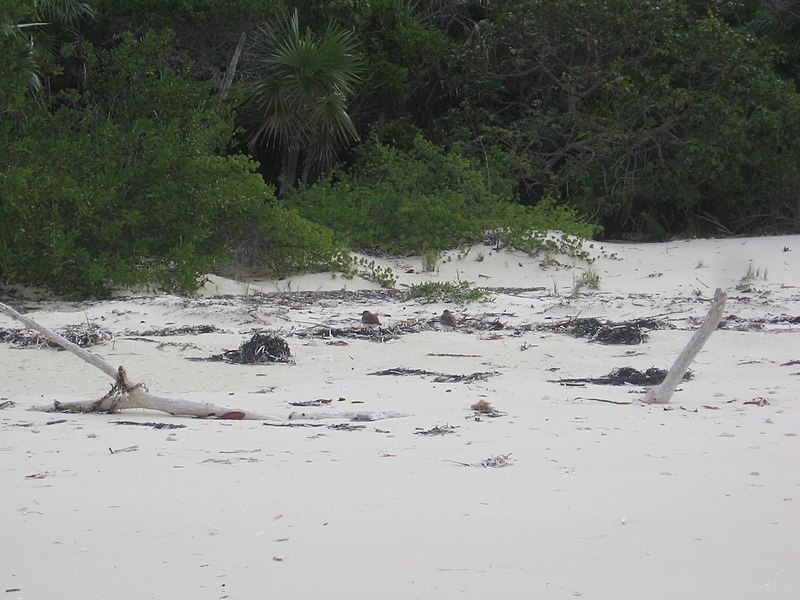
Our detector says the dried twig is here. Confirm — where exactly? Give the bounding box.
[369,367,497,383]
[446,453,515,468]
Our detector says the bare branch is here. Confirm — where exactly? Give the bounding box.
[644,288,727,404]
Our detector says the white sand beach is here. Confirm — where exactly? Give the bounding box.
[1,235,799,599]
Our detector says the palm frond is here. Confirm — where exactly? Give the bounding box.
[242,8,363,184]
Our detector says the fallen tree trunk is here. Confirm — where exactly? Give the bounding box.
[643,288,727,404]
[0,301,405,421]
[30,365,275,419]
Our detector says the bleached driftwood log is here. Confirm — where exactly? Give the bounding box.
[643,288,727,404]
[0,301,406,422]
[217,32,246,100]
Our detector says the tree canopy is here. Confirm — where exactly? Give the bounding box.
[2,0,799,296]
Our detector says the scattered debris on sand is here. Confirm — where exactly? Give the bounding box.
[744,397,770,407]
[415,424,459,436]
[1,322,112,349]
[718,314,800,331]
[368,367,497,383]
[114,420,186,429]
[469,399,505,418]
[540,317,671,344]
[447,453,515,468]
[289,399,334,407]
[220,289,399,310]
[206,332,293,364]
[328,423,367,431]
[295,322,423,343]
[551,366,692,386]
[126,324,227,336]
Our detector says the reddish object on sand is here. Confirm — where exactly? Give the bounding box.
[220,411,246,420]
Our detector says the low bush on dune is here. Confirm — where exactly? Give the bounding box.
[287,134,599,258]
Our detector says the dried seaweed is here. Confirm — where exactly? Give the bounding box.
[551,366,693,386]
[456,316,507,331]
[295,321,423,343]
[368,367,497,383]
[114,420,186,429]
[1,323,112,349]
[541,317,671,344]
[208,332,293,364]
[469,399,505,418]
[479,454,514,468]
[328,423,367,431]
[248,288,400,308]
[289,399,333,407]
[126,324,226,336]
[719,314,800,331]
[447,453,515,468]
[415,424,459,436]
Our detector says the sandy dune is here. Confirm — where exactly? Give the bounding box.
[1,235,798,599]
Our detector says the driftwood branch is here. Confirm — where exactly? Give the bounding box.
[30,365,275,419]
[217,32,246,100]
[0,302,404,422]
[643,288,727,404]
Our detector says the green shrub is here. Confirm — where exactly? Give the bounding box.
[288,135,492,252]
[401,281,492,304]
[0,31,347,297]
[288,134,597,255]
[449,0,800,236]
[348,257,398,288]
[228,203,352,278]
[489,197,599,261]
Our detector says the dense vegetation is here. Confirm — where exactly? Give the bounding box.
[2,0,799,296]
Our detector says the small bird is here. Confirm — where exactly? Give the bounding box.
[361,310,382,329]
[440,309,458,331]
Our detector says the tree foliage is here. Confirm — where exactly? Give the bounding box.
[1,0,45,104]
[0,31,344,296]
[3,0,800,297]
[447,0,800,236]
[242,9,363,193]
[287,133,596,253]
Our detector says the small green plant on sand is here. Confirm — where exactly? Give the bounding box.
[401,281,492,304]
[736,262,768,292]
[572,265,600,295]
[348,257,397,288]
[421,248,441,272]
[742,262,768,281]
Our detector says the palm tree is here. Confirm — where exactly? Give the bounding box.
[243,9,363,195]
[1,0,95,99]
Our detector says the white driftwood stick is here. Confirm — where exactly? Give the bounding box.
[0,301,281,419]
[643,288,727,404]
[1,301,405,422]
[28,371,277,419]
